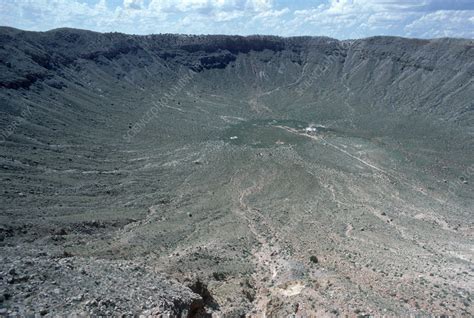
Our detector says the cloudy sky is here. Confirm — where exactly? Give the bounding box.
[1,0,473,39]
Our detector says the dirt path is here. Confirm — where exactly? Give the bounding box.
[236,177,276,316]
[275,125,459,247]
[274,125,447,206]
[232,172,298,317]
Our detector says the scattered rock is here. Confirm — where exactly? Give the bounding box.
[53,228,68,236]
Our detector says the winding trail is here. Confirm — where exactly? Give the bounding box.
[275,125,392,176]
[274,125,448,206]
[232,172,295,316]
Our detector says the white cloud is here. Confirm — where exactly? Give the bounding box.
[123,0,145,10]
[0,0,472,38]
[405,10,474,38]
[287,0,473,38]
[247,0,273,11]
[1,0,113,31]
[148,0,273,13]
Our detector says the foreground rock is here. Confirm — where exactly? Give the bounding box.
[0,243,208,316]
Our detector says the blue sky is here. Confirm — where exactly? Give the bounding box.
[1,0,473,39]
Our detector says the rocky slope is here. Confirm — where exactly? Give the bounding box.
[0,27,473,316]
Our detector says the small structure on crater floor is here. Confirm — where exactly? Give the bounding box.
[305,126,317,134]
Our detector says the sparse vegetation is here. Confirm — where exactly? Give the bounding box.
[0,27,472,317]
[309,255,319,264]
